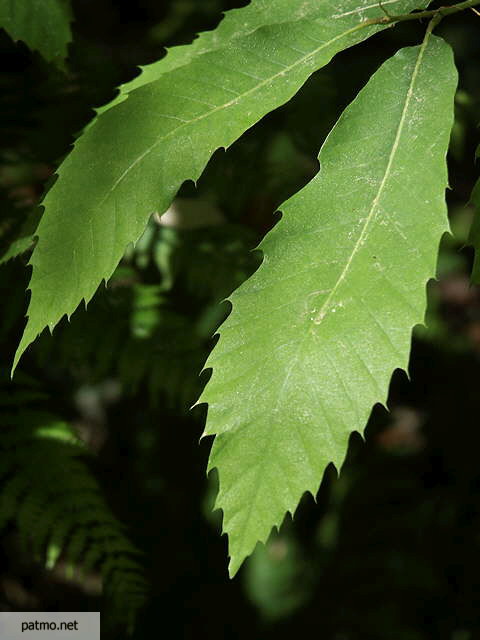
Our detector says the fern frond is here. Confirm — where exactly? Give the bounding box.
[0,402,147,629]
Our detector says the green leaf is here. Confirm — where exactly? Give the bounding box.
[99,0,417,117]
[200,33,457,576]
[0,0,72,64]
[14,0,428,369]
[96,0,316,116]
[0,235,35,265]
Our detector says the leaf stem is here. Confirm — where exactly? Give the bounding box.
[364,0,480,27]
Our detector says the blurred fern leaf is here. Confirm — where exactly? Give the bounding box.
[0,398,146,630]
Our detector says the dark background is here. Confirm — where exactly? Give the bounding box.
[1,2,480,639]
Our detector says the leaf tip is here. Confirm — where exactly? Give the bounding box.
[11,343,25,378]
[227,553,242,579]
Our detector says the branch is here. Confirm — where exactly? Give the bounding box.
[364,0,480,27]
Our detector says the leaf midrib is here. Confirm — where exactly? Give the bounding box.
[269,36,430,444]
[311,36,430,328]
[333,0,402,18]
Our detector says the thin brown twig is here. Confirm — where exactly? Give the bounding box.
[364,0,480,27]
